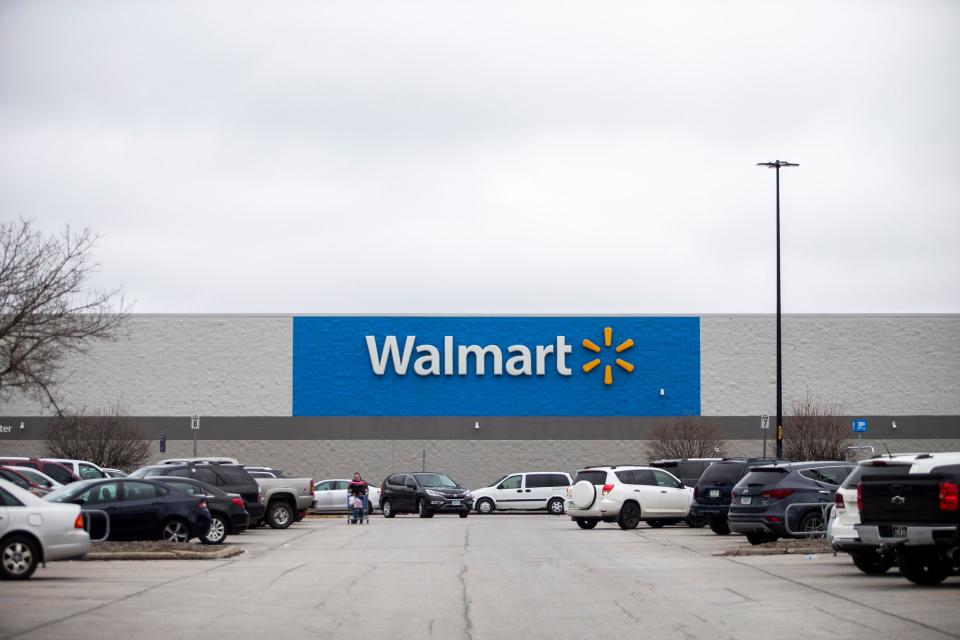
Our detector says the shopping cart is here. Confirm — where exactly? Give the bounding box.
[346,493,369,524]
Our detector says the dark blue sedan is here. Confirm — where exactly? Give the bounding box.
[45,478,211,542]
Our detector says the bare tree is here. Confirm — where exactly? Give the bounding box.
[784,393,850,461]
[0,219,128,412]
[644,417,727,460]
[45,402,150,471]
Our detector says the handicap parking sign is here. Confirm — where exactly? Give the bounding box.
[852,418,868,433]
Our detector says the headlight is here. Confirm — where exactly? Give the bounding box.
[426,489,444,497]
[463,491,472,498]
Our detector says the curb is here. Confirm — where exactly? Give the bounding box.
[82,546,244,561]
[719,546,831,557]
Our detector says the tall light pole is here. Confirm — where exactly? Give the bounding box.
[757,160,798,459]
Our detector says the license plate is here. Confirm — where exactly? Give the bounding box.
[708,489,720,498]
[740,496,752,505]
[451,500,461,506]
[893,525,907,538]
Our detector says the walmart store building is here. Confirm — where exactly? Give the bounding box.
[1,314,958,487]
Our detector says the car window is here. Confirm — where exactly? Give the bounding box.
[164,468,190,478]
[78,463,102,479]
[14,468,53,487]
[841,463,911,489]
[499,475,522,490]
[42,464,73,484]
[315,481,333,491]
[550,474,570,487]
[77,482,120,505]
[652,469,681,488]
[0,469,30,489]
[216,466,254,485]
[574,470,609,485]
[614,470,636,484]
[165,480,202,495]
[192,468,219,485]
[403,475,417,487]
[525,474,553,488]
[19,462,39,470]
[123,481,163,501]
[800,466,847,486]
[698,462,747,484]
[0,486,24,506]
[335,481,350,490]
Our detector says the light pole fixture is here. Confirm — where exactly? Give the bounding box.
[756,159,798,459]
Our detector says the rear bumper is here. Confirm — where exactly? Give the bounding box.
[728,514,786,536]
[692,503,729,518]
[856,524,960,547]
[246,503,266,522]
[43,531,92,562]
[229,512,250,534]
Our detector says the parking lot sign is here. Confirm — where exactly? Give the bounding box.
[760,415,770,430]
[852,418,868,433]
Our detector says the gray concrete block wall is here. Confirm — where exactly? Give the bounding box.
[1,315,293,416]
[700,315,960,416]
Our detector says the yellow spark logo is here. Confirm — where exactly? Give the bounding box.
[582,326,634,386]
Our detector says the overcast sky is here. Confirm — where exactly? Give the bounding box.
[1,1,957,314]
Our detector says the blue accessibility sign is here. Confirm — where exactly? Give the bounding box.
[852,418,868,433]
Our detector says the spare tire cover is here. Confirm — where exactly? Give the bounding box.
[571,480,598,509]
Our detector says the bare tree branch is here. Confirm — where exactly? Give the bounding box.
[0,219,129,413]
[645,417,727,460]
[45,401,150,471]
[784,392,851,461]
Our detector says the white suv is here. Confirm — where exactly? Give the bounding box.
[830,452,960,574]
[566,466,691,530]
[471,472,572,515]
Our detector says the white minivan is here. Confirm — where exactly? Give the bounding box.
[472,472,572,515]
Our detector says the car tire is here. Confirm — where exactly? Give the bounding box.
[709,517,731,536]
[476,498,495,514]
[798,511,826,535]
[851,552,895,575]
[459,511,469,518]
[647,519,665,528]
[417,499,431,519]
[0,535,40,580]
[547,497,565,515]
[267,500,295,529]
[897,548,953,585]
[617,502,642,530]
[382,499,395,518]
[201,513,228,545]
[685,514,708,528]
[366,501,374,515]
[575,518,598,530]
[746,532,777,545]
[160,518,191,543]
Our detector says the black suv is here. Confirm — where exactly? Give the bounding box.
[692,458,781,535]
[129,463,266,526]
[650,458,724,527]
[380,472,473,518]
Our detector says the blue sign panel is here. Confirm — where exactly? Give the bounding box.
[293,316,700,416]
[852,418,868,433]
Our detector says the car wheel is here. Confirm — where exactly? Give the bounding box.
[617,502,642,530]
[0,535,39,580]
[897,548,953,585]
[746,532,777,545]
[365,500,374,515]
[575,518,598,530]
[459,511,469,518]
[201,514,228,545]
[685,514,708,528]
[547,497,565,515]
[160,518,191,543]
[382,499,395,518]
[476,498,495,514]
[798,511,826,535]
[268,501,294,529]
[417,499,432,519]
[647,519,665,528]
[851,552,895,575]
[709,517,731,536]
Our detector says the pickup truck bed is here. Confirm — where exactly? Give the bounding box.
[856,464,960,584]
[256,476,315,529]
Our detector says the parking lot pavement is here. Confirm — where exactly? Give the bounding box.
[2,516,958,640]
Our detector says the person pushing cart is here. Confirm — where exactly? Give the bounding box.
[347,472,369,524]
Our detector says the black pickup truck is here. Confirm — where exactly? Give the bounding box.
[856,461,960,585]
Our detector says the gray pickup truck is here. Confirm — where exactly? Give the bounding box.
[249,470,315,529]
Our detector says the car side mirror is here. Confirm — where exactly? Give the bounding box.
[71,499,85,506]
[406,483,417,490]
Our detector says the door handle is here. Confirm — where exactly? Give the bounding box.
[524,489,531,493]
[661,490,668,494]
[516,489,523,493]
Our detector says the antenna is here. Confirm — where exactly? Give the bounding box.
[882,442,892,458]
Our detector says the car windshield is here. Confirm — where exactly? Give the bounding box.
[698,462,747,484]
[574,470,609,485]
[488,475,508,488]
[739,469,788,487]
[44,481,95,503]
[414,473,457,488]
[13,468,49,485]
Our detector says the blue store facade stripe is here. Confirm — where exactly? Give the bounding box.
[292,316,700,417]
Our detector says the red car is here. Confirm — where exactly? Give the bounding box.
[0,458,80,485]
[0,466,49,496]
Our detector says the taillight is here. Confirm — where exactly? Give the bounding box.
[231,497,244,508]
[760,488,795,500]
[857,482,863,512]
[74,514,85,529]
[834,493,845,509]
[197,500,207,510]
[602,484,615,496]
[939,482,959,512]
